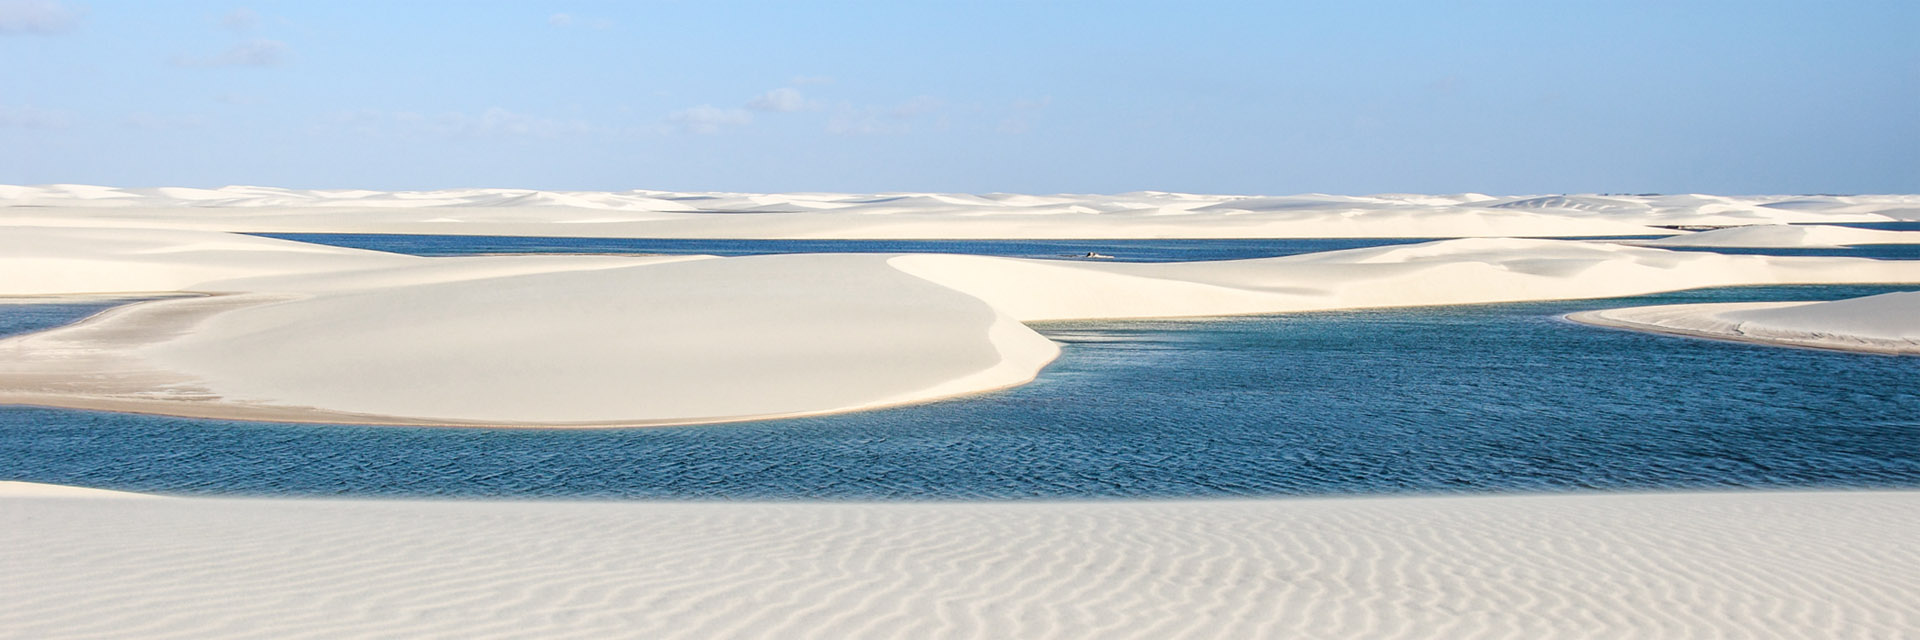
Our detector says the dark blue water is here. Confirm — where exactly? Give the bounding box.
[254,232,1917,261]
[0,299,147,339]
[1796,221,1920,232]
[4,285,1915,500]
[252,233,1440,261]
[1661,245,1920,260]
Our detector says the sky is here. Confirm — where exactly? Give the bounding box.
[1,0,1915,195]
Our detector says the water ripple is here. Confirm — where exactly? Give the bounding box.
[2,284,1916,499]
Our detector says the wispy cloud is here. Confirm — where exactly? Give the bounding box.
[326,108,612,138]
[124,112,208,130]
[428,108,597,137]
[827,108,903,135]
[215,92,266,106]
[827,96,945,136]
[891,96,943,118]
[668,89,1009,137]
[220,7,259,32]
[745,88,812,113]
[997,96,1051,134]
[1425,75,1462,95]
[325,109,393,136]
[668,105,752,134]
[667,86,819,132]
[0,0,81,35]
[174,38,291,67]
[0,104,71,128]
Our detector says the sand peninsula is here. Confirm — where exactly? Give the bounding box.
[1569,292,1920,355]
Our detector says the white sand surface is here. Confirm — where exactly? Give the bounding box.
[0,480,159,499]
[1641,224,1920,248]
[892,237,1920,320]
[149,255,1057,424]
[1,484,1914,639]
[1570,291,1920,354]
[3,227,1918,425]
[7,186,1918,239]
[0,227,417,295]
[5,191,1916,638]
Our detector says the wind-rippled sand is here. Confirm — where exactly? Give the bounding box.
[2,485,1913,639]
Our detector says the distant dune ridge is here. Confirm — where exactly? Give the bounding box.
[3,185,1918,238]
[3,187,1920,426]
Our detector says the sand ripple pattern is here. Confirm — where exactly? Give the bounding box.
[3,491,1915,639]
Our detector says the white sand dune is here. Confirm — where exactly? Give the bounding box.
[1641,224,1920,248]
[1570,291,1920,355]
[148,255,1058,424]
[7,185,1918,238]
[0,227,417,295]
[4,190,1917,637]
[3,227,1918,425]
[0,234,1057,425]
[894,237,1920,321]
[2,485,1914,639]
[0,481,159,499]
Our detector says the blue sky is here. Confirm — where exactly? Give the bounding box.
[2,0,1915,194]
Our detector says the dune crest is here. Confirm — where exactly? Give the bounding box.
[1570,291,1920,355]
[7,185,1918,239]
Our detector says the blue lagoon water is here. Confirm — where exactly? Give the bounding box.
[1803,221,1920,232]
[1661,245,1920,260]
[257,232,1917,261]
[3,279,1915,500]
[251,233,1444,261]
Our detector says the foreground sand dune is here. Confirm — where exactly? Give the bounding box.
[3,227,1918,425]
[2,484,1913,639]
[1570,291,1920,355]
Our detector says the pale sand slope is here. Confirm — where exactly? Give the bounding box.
[1,484,1914,639]
[1642,224,1920,248]
[891,237,1920,321]
[0,481,158,499]
[5,185,1918,238]
[1570,291,1920,355]
[0,226,417,294]
[0,231,1057,425]
[4,228,1919,425]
